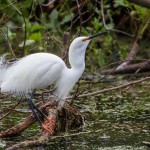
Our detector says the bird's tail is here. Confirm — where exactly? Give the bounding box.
[0,54,8,83]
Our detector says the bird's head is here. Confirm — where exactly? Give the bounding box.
[69,37,91,52]
[69,32,107,68]
[69,32,107,53]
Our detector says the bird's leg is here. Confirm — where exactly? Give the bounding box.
[29,91,56,135]
[27,97,55,135]
[27,98,42,126]
[30,100,55,126]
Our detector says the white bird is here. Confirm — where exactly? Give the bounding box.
[0,32,106,134]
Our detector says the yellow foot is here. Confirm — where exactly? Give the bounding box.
[42,124,54,135]
[42,116,55,135]
[44,116,55,128]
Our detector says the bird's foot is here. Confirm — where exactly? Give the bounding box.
[42,116,55,135]
[45,116,55,127]
[42,124,54,135]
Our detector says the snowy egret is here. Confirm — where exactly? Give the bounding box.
[0,32,106,134]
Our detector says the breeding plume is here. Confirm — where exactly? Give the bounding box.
[0,32,106,134]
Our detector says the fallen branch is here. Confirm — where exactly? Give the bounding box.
[76,76,150,98]
[116,41,139,70]
[102,61,150,75]
[0,98,83,149]
[6,108,57,150]
[0,100,57,138]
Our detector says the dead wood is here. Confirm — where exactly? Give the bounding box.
[77,76,150,98]
[0,100,57,138]
[116,41,139,70]
[6,105,84,150]
[6,108,57,150]
[0,98,83,149]
[102,61,150,75]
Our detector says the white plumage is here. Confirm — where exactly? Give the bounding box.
[0,37,90,105]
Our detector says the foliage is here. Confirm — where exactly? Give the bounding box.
[0,0,149,70]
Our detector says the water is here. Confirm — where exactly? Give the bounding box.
[0,75,150,150]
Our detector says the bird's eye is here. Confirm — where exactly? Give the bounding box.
[82,38,87,42]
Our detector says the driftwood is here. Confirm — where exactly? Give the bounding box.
[0,99,83,150]
[102,61,150,75]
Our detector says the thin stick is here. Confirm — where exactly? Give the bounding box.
[100,0,133,37]
[0,98,22,121]
[76,0,82,36]
[17,2,27,57]
[0,28,16,58]
[70,76,150,98]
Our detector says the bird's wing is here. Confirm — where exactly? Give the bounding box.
[0,53,65,94]
[30,61,64,90]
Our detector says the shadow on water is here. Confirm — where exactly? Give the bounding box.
[0,75,150,150]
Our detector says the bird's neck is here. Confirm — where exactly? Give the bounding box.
[68,47,86,72]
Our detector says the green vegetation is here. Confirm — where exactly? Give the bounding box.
[0,1,150,149]
[0,0,149,70]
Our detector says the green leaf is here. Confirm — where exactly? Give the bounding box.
[60,13,74,25]
[49,9,58,29]
[31,23,44,32]
[29,32,42,42]
[114,0,128,7]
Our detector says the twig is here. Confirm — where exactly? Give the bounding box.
[100,0,107,29]
[0,28,16,58]
[28,0,35,19]
[76,0,82,36]
[74,76,150,98]
[0,98,22,121]
[7,0,22,15]
[100,0,134,37]
[67,0,87,34]
[107,29,134,37]
[17,2,27,57]
[81,13,94,25]
[41,0,55,7]
[0,1,16,11]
